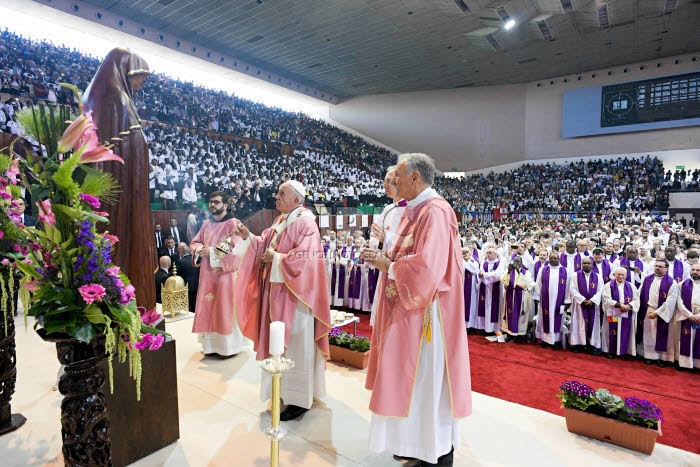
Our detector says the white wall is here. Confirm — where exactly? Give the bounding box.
[330,53,700,172]
[670,193,700,209]
[329,84,527,171]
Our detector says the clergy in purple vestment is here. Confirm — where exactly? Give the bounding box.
[591,248,612,284]
[463,246,481,330]
[500,257,534,342]
[568,258,603,354]
[601,267,640,358]
[637,259,678,366]
[675,264,700,370]
[476,247,504,333]
[665,245,690,283]
[534,251,571,349]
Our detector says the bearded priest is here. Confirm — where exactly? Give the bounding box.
[232,180,331,422]
[363,153,471,467]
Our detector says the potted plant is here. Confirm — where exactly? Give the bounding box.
[557,380,662,455]
[6,85,166,465]
[328,328,370,370]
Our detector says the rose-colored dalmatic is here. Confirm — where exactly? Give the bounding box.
[366,197,472,419]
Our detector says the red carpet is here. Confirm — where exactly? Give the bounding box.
[468,333,700,454]
[340,314,700,454]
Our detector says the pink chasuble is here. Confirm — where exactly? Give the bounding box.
[190,217,243,335]
[234,209,331,360]
[366,197,472,419]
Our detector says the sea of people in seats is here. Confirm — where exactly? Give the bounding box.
[0,28,682,220]
[3,29,698,371]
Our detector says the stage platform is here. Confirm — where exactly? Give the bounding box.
[3,313,699,466]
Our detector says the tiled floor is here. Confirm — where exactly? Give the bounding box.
[3,313,699,467]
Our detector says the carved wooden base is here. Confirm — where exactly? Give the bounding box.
[0,316,26,436]
[40,331,113,466]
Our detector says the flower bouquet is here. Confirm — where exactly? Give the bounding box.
[8,84,165,398]
[328,328,370,369]
[557,379,662,454]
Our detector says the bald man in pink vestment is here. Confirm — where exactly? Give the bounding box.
[363,153,472,467]
[233,181,331,421]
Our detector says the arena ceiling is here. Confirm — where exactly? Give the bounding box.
[63,0,700,100]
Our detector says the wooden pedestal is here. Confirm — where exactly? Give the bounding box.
[100,336,180,466]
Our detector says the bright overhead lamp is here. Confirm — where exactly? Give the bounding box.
[504,19,516,30]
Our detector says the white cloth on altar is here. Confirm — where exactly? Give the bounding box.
[676,279,700,369]
[568,271,603,348]
[260,299,326,409]
[368,297,460,464]
[638,276,678,361]
[533,265,571,345]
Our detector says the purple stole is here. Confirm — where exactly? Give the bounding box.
[577,271,599,343]
[478,260,501,323]
[609,281,634,355]
[620,257,645,287]
[504,267,527,332]
[323,241,330,256]
[534,261,547,280]
[672,260,685,283]
[348,252,363,300]
[464,261,478,322]
[607,253,618,264]
[639,274,674,352]
[367,268,379,305]
[560,252,581,271]
[679,279,700,358]
[541,266,567,334]
[330,246,347,298]
[595,260,611,283]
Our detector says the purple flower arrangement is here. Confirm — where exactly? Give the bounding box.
[557,380,663,430]
[328,328,370,353]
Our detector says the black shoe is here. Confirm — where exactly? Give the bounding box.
[572,346,582,353]
[418,447,454,466]
[393,454,418,462]
[605,353,614,359]
[279,405,308,421]
[539,342,548,348]
[623,354,634,361]
[218,353,238,359]
[589,348,601,356]
[553,342,562,351]
[656,360,667,368]
[644,359,653,365]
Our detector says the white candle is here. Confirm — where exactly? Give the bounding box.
[269,321,285,356]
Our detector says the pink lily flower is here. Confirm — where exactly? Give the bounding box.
[57,114,94,153]
[37,199,56,227]
[78,146,124,164]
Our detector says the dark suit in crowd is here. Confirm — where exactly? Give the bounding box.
[175,253,200,313]
[155,268,171,303]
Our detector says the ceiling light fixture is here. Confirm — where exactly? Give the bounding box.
[504,19,516,30]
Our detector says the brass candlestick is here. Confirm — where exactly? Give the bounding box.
[260,354,295,467]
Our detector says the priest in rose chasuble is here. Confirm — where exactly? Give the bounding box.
[363,153,471,466]
[190,191,247,358]
[232,181,331,422]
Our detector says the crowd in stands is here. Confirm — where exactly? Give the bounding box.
[0,28,686,221]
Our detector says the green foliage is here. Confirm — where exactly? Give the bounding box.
[556,392,598,412]
[595,388,624,415]
[77,166,120,205]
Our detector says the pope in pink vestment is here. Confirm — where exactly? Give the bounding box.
[366,195,472,418]
[234,207,331,361]
[190,215,245,338]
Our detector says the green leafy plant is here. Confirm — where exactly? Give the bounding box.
[328,328,370,353]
